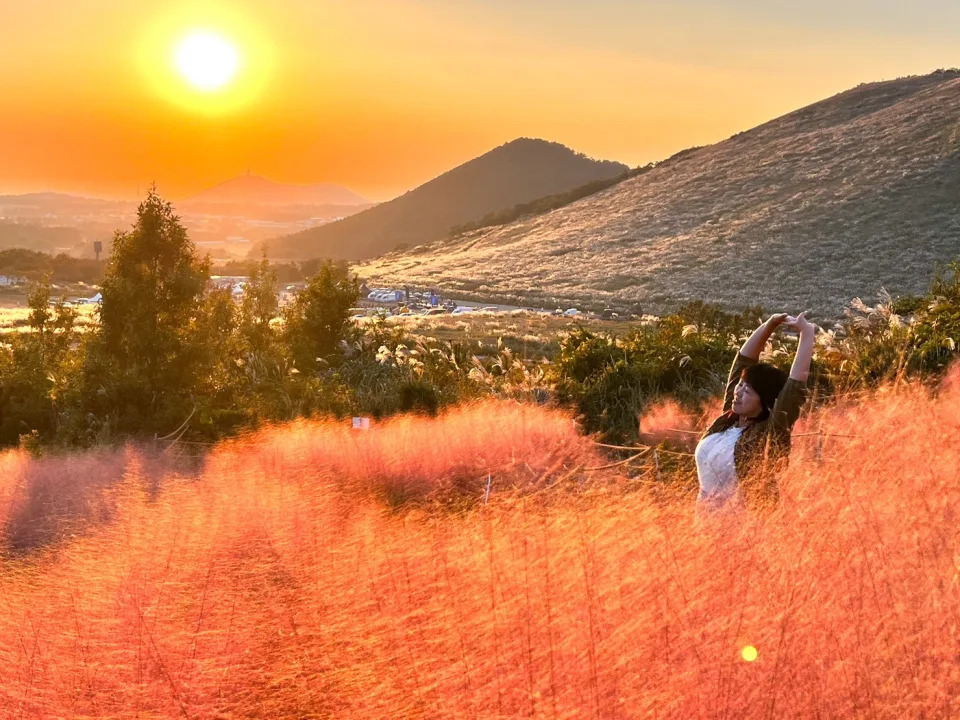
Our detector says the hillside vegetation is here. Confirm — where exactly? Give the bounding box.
[358,70,960,318]
[264,138,629,261]
[0,248,103,284]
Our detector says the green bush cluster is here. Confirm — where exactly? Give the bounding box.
[552,264,960,443]
[0,248,103,284]
[0,284,79,445]
[551,304,770,442]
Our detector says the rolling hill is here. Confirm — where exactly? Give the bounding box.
[263,138,630,260]
[356,70,960,319]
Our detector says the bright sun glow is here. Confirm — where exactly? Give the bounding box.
[173,30,240,91]
[140,7,273,115]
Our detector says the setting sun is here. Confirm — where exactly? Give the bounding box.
[173,30,239,91]
[136,6,272,116]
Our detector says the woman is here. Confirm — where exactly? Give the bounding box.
[695,311,816,514]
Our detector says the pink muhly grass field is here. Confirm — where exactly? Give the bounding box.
[0,382,957,718]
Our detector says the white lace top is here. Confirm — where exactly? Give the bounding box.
[695,425,746,511]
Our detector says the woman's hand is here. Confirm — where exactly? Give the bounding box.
[784,311,816,334]
[765,313,790,331]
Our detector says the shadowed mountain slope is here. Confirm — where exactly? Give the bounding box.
[265,138,629,260]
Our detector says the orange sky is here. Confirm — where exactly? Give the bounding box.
[0,0,956,202]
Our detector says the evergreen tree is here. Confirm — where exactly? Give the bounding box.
[239,253,279,354]
[82,188,210,435]
[282,262,360,373]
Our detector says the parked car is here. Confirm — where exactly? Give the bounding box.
[563,308,580,317]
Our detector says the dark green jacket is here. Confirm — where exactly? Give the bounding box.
[700,352,808,508]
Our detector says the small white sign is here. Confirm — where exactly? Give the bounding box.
[352,417,371,430]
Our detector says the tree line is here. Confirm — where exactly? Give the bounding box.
[0,191,361,447]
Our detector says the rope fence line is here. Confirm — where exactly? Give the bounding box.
[645,427,862,440]
[584,448,652,471]
[585,425,867,473]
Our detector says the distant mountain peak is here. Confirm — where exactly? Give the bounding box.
[263,138,629,261]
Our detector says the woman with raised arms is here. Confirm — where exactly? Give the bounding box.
[694,311,816,515]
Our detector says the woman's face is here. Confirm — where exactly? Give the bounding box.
[733,379,763,418]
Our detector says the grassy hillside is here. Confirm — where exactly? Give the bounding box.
[358,70,960,318]
[264,138,629,261]
[0,380,959,716]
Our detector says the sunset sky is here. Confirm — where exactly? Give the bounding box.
[0,0,956,202]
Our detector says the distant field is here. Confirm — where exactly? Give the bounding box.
[0,304,98,334]
[362,309,651,359]
[0,303,638,344]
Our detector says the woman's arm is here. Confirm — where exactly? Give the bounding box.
[721,314,788,412]
[786,312,816,382]
[740,314,788,360]
[769,312,816,433]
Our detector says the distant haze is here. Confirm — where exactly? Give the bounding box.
[184,175,369,207]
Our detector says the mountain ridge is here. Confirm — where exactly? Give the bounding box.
[262,138,630,260]
[356,70,960,318]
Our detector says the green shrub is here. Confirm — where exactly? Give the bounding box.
[0,281,78,445]
[821,262,960,388]
[398,380,441,416]
[551,305,760,442]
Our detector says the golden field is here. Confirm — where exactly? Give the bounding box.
[0,376,958,717]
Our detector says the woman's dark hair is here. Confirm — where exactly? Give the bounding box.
[740,363,788,421]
